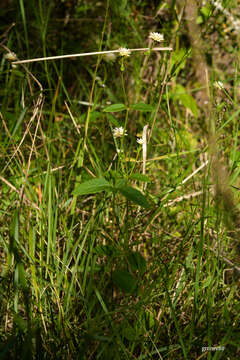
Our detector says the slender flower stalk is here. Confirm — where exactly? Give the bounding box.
[135,126,148,191]
[142,125,148,176]
[12,47,172,65]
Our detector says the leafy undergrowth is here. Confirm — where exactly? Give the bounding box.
[1,1,240,359]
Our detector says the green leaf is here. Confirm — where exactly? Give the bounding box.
[89,111,102,121]
[11,107,28,138]
[129,173,151,182]
[18,262,27,289]
[173,84,198,117]
[130,102,155,112]
[103,103,126,112]
[73,178,111,196]
[115,178,127,188]
[80,111,102,123]
[169,49,190,78]
[127,251,147,275]
[117,186,150,209]
[179,93,198,117]
[112,270,137,294]
[197,16,203,24]
[200,5,212,18]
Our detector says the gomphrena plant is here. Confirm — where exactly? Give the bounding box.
[1,0,240,359]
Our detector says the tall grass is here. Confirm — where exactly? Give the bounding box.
[1,0,240,359]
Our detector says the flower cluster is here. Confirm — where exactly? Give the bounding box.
[212,0,240,31]
[149,32,164,42]
[214,81,224,90]
[118,47,131,57]
[5,52,17,61]
[137,137,144,145]
[104,52,117,62]
[118,31,165,59]
[113,127,127,138]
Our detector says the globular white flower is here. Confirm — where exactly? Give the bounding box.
[5,52,17,61]
[213,1,223,11]
[137,137,144,145]
[113,127,127,138]
[212,1,240,33]
[104,52,117,62]
[214,81,224,90]
[149,32,164,42]
[233,20,240,31]
[118,47,131,57]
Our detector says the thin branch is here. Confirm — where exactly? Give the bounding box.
[12,47,173,64]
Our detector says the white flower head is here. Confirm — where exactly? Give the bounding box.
[233,20,240,31]
[104,52,117,62]
[113,127,127,138]
[214,81,224,90]
[213,1,223,11]
[137,137,144,145]
[118,47,131,57]
[149,32,164,42]
[5,52,17,61]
